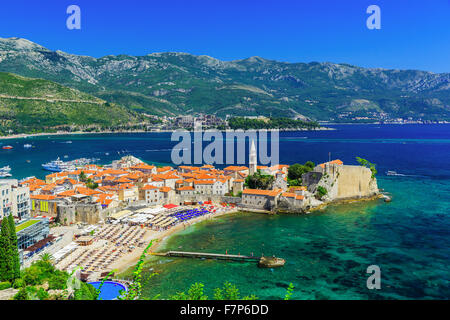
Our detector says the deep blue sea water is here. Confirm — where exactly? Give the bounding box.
[1,124,449,299]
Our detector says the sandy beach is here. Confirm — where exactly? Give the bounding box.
[111,208,239,275]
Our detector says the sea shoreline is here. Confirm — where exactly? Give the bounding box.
[114,207,239,276]
[114,193,385,277]
[4,123,450,141]
[0,127,335,141]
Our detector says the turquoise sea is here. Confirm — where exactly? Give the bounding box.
[1,124,449,299]
[142,176,450,299]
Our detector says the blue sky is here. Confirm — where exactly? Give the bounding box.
[0,0,449,72]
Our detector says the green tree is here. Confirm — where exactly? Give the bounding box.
[304,161,315,170]
[245,170,274,190]
[13,287,29,300]
[288,161,315,186]
[0,218,13,282]
[86,178,99,190]
[170,283,208,300]
[213,282,241,300]
[47,271,69,290]
[170,282,258,300]
[39,253,53,264]
[316,186,328,199]
[8,214,21,279]
[356,157,377,178]
[79,171,87,182]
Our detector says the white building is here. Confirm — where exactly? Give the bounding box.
[194,180,215,195]
[241,189,283,210]
[212,180,227,195]
[140,185,162,205]
[0,180,31,220]
[177,186,195,196]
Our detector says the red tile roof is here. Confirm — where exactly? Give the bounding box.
[141,185,158,191]
[224,166,248,172]
[319,159,343,168]
[177,186,195,191]
[31,195,57,200]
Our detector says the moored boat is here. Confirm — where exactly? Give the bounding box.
[0,166,12,178]
[41,158,76,172]
[0,165,11,172]
[2,145,13,150]
[0,172,12,178]
[258,256,286,268]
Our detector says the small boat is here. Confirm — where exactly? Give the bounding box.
[2,146,13,150]
[258,256,285,268]
[0,165,12,178]
[386,170,406,176]
[0,172,12,178]
[24,144,32,148]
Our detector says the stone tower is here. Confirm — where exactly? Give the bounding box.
[249,139,257,175]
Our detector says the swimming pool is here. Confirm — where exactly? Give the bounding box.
[88,281,127,300]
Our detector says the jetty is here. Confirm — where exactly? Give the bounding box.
[154,251,285,267]
[160,251,260,262]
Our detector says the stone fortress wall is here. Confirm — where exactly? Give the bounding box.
[336,165,378,200]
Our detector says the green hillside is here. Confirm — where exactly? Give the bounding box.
[0,72,140,135]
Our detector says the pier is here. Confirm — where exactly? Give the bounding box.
[154,251,285,267]
[162,251,260,262]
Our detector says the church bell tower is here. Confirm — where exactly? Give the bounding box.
[249,139,257,175]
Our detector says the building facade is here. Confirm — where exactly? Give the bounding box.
[16,218,50,250]
[0,180,31,220]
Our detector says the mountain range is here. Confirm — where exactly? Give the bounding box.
[0,37,449,127]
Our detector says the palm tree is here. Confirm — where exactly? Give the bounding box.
[40,253,53,264]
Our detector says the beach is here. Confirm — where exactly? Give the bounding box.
[112,207,239,275]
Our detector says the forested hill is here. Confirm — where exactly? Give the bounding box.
[0,72,140,135]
